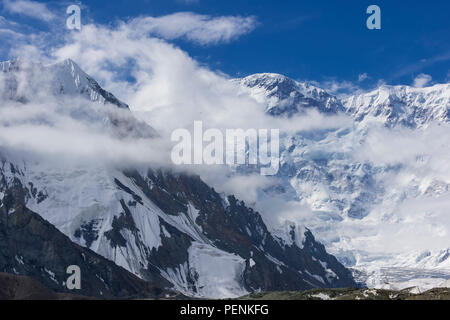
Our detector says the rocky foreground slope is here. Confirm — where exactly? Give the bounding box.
[0,199,172,298]
[2,270,448,300]
[241,287,450,300]
[0,272,93,300]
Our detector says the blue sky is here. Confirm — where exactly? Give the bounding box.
[1,0,449,91]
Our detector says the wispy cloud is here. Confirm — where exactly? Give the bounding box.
[129,12,257,45]
[392,50,450,80]
[358,73,369,82]
[0,27,23,37]
[2,0,56,22]
[311,78,362,96]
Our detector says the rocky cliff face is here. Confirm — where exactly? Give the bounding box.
[0,158,356,298]
[0,182,172,299]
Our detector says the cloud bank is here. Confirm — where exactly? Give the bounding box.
[0,13,348,231]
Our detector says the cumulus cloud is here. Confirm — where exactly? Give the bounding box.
[413,73,432,88]
[0,98,171,168]
[0,60,172,167]
[2,0,56,22]
[354,123,450,180]
[338,122,450,254]
[45,20,346,138]
[0,14,351,218]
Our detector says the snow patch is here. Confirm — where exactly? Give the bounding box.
[188,242,248,299]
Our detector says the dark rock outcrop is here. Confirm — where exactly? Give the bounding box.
[0,195,172,299]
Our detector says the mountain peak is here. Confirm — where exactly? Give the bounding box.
[53,58,88,76]
[343,82,450,127]
[0,58,129,109]
[235,73,344,116]
[240,73,295,86]
[50,59,130,109]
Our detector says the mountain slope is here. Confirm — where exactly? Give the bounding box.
[0,60,356,298]
[343,84,450,128]
[0,184,171,299]
[0,158,356,298]
[235,73,450,291]
[0,272,97,300]
[234,73,344,116]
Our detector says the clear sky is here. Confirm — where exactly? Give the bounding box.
[1,0,449,91]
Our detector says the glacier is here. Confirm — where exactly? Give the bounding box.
[235,73,450,291]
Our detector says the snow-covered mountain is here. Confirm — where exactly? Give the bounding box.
[1,59,128,109]
[343,84,450,128]
[237,73,450,291]
[234,73,344,116]
[0,60,356,298]
[2,61,448,297]
[0,198,171,299]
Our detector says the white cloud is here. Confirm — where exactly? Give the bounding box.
[0,97,170,167]
[413,73,432,88]
[47,21,345,138]
[311,79,362,96]
[348,123,450,254]
[354,123,450,178]
[2,16,349,207]
[2,0,56,22]
[219,175,276,204]
[358,72,369,82]
[128,12,257,45]
[0,27,22,37]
